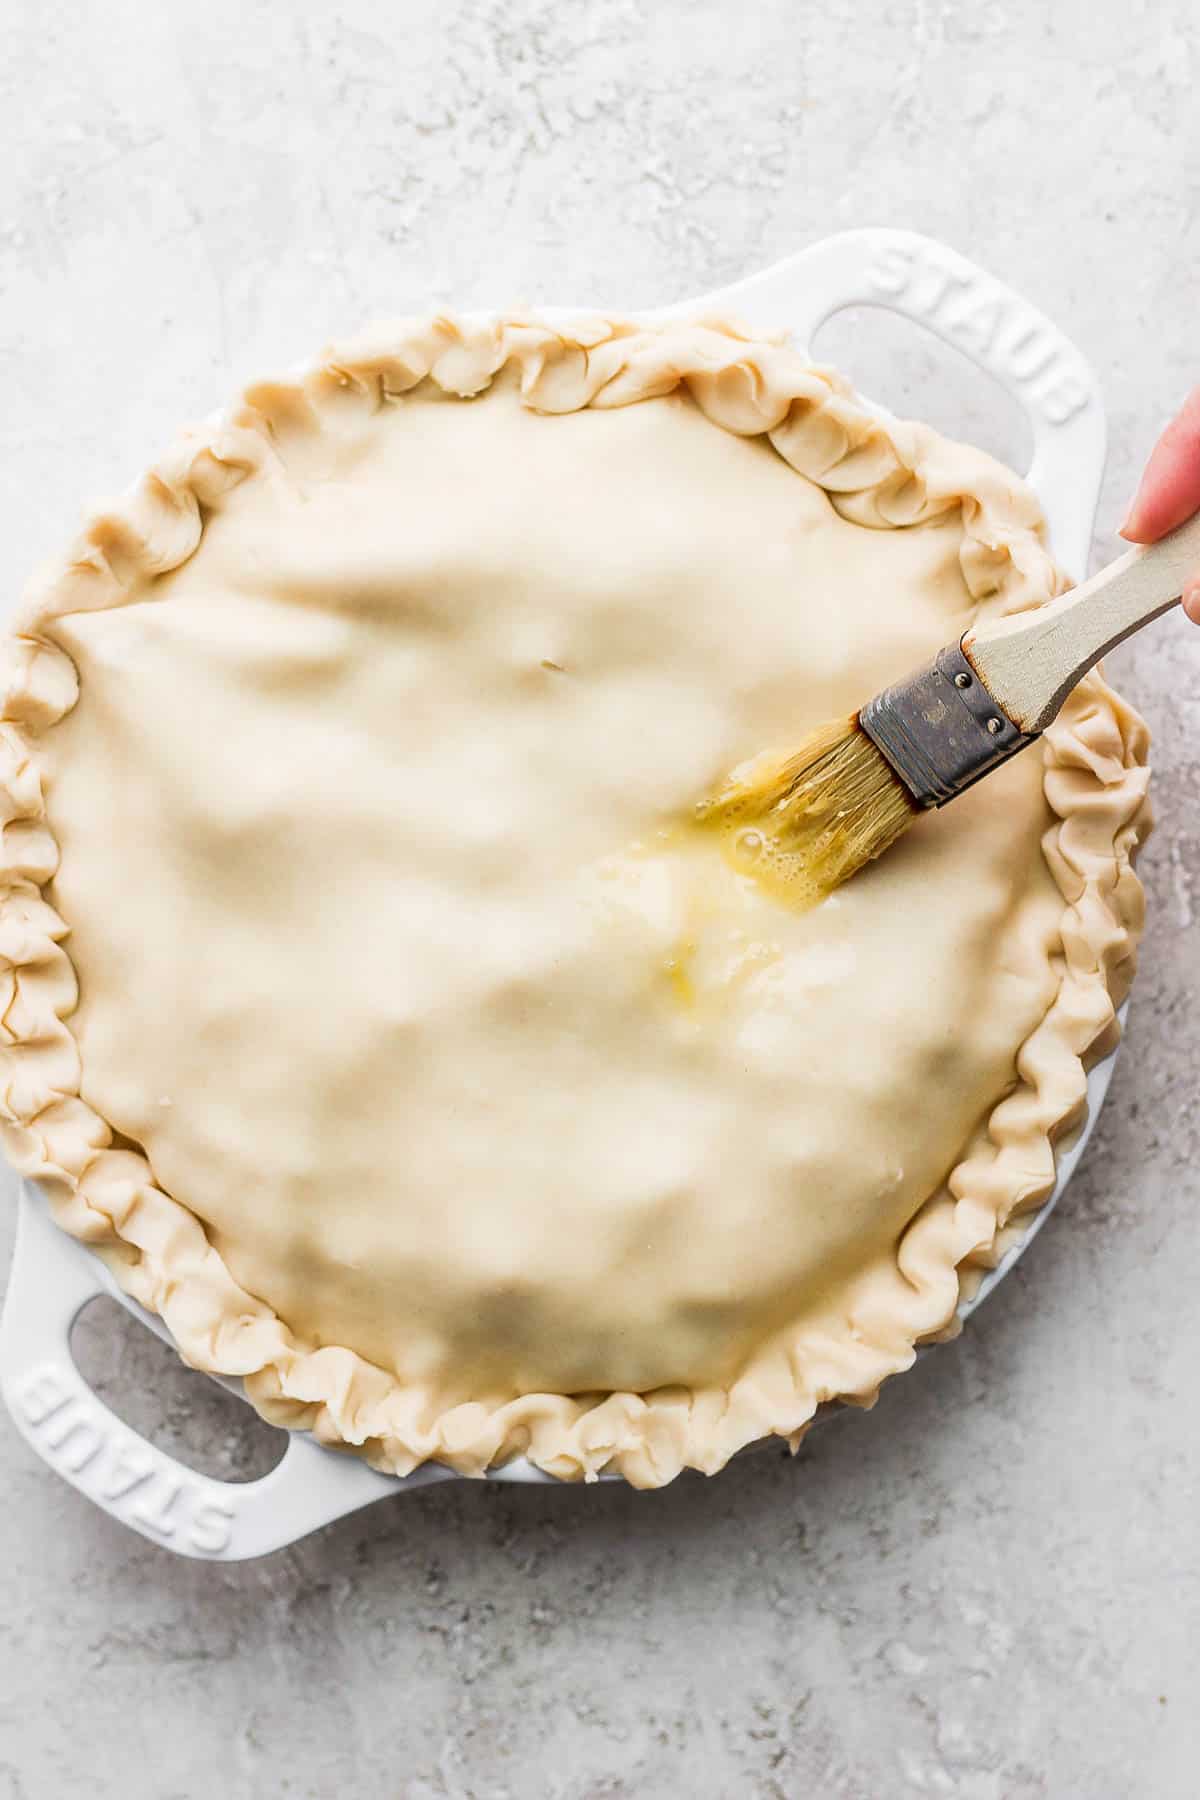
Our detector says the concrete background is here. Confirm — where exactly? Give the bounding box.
[1,1,1197,1794]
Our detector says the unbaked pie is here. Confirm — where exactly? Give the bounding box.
[0,315,1149,1487]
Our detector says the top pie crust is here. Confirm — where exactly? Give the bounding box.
[0,315,1150,1487]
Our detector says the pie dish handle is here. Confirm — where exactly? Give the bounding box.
[0,1182,447,1559]
[688,227,1106,580]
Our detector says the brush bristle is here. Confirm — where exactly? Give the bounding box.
[697,717,919,905]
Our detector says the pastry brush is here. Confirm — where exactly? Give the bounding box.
[701,510,1200,902]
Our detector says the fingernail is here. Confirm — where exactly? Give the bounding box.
[1183,582,1200,625]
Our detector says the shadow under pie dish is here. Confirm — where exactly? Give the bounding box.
[0,315,1150,1490]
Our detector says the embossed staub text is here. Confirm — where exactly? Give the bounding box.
[867,241,1094,426]
[12,1361,237,1555]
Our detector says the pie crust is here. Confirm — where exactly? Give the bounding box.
[0,315,1150,1487]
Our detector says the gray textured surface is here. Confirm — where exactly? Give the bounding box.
[1,1,1198,1794]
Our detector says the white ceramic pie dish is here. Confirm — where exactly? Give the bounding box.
[0,227,1115,1559]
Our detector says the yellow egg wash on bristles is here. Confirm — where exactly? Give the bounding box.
[696,717,920,907]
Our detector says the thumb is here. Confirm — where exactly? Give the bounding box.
[1121,387,1200,544]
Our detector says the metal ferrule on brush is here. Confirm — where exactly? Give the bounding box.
[859,640,1039,809]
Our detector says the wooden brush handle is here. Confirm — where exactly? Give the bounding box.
[964,510,1200,733]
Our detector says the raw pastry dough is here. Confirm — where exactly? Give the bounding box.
[0,317,1150,1486]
